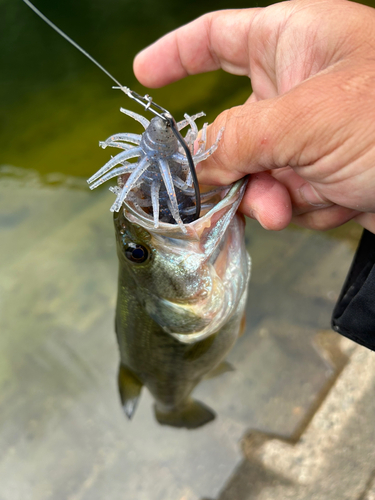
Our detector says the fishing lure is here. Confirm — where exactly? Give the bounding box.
[88,110,224,230]
[22,0,224,229]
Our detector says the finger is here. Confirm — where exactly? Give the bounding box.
[246,93,259,104]
[354,213,375,233]
[240,168,361,231]
[133,10,261,88]
[196,64,372,189]
[239,172,292,230]
[270,167,333,215]
[292,205,359,231]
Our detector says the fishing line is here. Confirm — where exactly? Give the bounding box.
[22,0,201,221]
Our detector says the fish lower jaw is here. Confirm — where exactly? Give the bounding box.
[167,329,217,344]
[163,309,229,344]
[162,291,243,344]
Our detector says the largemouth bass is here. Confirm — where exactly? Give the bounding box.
[114,178,250,428]
[20,0,250,429]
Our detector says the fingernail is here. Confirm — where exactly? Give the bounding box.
[299,183,331,207]
[249,209,270,229]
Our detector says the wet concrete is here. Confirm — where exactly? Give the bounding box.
[0,167,365,500]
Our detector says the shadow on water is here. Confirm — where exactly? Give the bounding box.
[0,0,370,498]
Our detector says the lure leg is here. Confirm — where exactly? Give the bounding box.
[99,141,134,151]
[193,128,224,163]
[87,147,142,184]
[176,112,205,131]
[172,176,195,196]
[196,122,208,155]
[101,132,142,148]
[110,157,150,212]
[151,179,161,228]
[183,113,199,152]
[120,108,150,129]
[157,158,185,230]
[88,163,137,189]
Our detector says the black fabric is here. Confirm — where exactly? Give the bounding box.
[332,229,375,351]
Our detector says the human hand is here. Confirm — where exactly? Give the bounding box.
[134,0,375,232]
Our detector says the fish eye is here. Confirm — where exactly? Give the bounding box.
[124,243,150,264]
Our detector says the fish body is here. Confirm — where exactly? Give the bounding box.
[114,179,250,428]
[88,107,250,427]
[21,0,249,428]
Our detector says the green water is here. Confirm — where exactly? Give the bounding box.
[1,0,257,179]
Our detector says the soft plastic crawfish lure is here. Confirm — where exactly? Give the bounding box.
[22,0,225,231]
[87,110,223,230]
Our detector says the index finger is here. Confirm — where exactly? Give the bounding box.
[133,9,259,88]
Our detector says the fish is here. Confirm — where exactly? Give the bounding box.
[21,0,251,428]
[113,176,250,428]
[87,109,250,428]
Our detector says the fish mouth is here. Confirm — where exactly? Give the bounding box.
[144,293,213,336]
[126,177,250,345]
[144,294,227,345]
[123,178,248,241]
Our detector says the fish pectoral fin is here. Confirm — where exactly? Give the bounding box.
[204,360,235,380]
[118,364,143,419]
[154,399,215,429]
[239,312,247,337]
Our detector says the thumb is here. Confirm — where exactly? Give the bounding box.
[196,101,275,185]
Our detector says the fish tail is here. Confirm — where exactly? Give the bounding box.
[154,399,215,429]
